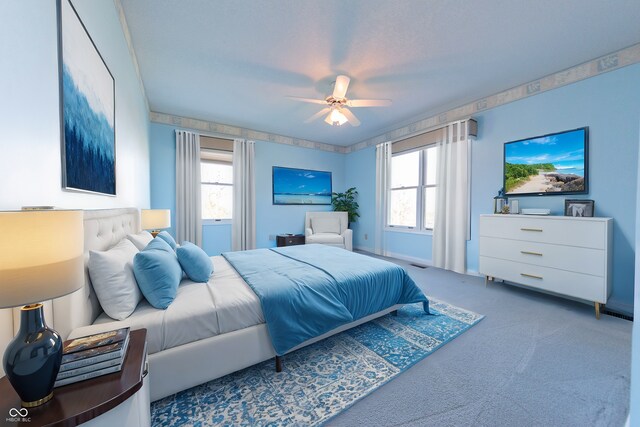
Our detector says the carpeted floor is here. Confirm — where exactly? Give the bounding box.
[328,252,632,427]
[151,300,483,426]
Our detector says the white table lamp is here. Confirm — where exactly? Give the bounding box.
[0,210,84,407]
[141,209,171,237]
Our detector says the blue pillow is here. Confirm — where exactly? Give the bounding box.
[133,238,182,309]
[176,242,213,283]
[156,231,177,250]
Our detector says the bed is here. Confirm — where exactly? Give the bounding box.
[50,208,428,401]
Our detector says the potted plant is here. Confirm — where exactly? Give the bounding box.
[331,187,360,228]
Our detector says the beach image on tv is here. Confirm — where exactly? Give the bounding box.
[504,128,586,195]
[273,167,332,205]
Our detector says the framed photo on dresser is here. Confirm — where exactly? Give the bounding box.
[564,199,594,217]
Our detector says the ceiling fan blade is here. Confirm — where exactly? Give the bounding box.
[305,108,331,123]
[332,75,351,99]
[286,96,327,105]
[347,99,392,107]
[340,108,361,127]
[324,113,333,125]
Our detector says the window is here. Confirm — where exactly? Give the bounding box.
[201,150,233,220]
[388,145,438,230]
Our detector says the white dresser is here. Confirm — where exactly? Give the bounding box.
[479,214,612,318]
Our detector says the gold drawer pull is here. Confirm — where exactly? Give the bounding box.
[520,228,543,232]
[520,251,543,256]
[521,273,543,280]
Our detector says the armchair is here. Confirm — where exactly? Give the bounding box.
[304,211,353,251]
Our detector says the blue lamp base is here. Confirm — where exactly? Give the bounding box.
[2,303,63,407]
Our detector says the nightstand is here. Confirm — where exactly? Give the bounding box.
[0,329,150,427]
[276,234,305,247]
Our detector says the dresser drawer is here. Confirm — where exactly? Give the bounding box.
[479,236,605,277]
[479,256,607,303]
[480,216,606,249]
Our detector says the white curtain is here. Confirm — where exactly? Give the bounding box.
[232,139,256,251]
[375,142,392,255]
[175,130,202,246]
[432,121,470,274]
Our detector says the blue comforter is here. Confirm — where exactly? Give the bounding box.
[222,244,429,355]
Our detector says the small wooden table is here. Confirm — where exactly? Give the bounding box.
[276,234,305,247]
[0,329,149,427]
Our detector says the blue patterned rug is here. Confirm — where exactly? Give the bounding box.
[151,299,483,426]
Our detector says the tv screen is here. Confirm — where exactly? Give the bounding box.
[272,166,332,205]
[504,127,588,196]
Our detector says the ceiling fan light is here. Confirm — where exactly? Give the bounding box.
[329,109,348,126]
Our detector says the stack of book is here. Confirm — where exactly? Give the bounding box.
[54,327,130,388]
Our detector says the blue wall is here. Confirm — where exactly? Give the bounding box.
[347,63,640,314]
[630,118,640,426]
[149,122,345,254]
[255,141,345,249]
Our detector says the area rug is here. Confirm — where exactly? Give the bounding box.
[151,298,484,426]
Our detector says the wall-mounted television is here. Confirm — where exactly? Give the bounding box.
[504,127,588,196]
[272,166,332,205]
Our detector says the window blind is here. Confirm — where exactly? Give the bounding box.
[392,118,477,154]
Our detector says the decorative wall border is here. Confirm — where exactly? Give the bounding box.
[149,111,348,153]
[345,42,640,153]
[113,0,149,113]
[149,42,640,155]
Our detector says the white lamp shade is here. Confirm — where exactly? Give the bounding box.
[141,209,171,230]
[0,210,84,309]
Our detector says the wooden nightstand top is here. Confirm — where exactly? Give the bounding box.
[0,328,148,427]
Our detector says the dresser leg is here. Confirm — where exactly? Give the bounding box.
[594,302,601,320]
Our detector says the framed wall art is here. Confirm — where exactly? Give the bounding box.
[58,0,116,195]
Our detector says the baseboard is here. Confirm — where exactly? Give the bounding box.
[603,299,634,317]
[353,245,375,253]
[378,250,433,267]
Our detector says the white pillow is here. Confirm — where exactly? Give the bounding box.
[311,217,341,234]
[126,230,154,250]
[88,239,142,321]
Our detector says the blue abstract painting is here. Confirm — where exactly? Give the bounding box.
[59,0,115,195]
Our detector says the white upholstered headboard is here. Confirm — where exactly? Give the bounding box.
[0,208,141,376]
[52,208,141,339]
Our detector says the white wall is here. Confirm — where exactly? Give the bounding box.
[0,1,150,210]
[0,0,150,376]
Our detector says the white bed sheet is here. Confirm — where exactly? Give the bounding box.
[70,256,264,354]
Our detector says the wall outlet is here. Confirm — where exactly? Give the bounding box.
[364,233,368,240]
[269,234,276,241]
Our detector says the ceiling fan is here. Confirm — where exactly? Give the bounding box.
[287,75,392,127]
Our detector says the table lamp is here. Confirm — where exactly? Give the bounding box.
[0,210,84,407]
[141,209,171,237]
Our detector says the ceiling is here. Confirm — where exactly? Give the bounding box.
[120,0,640,147]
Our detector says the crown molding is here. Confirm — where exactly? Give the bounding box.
[149,112,348,153]
[149,43,640,156]
[344,42,640,153]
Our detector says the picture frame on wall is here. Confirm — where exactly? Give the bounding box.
[58,0,116,196]
[564,199,595,217]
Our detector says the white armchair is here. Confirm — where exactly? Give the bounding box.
[304,211,353,251]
